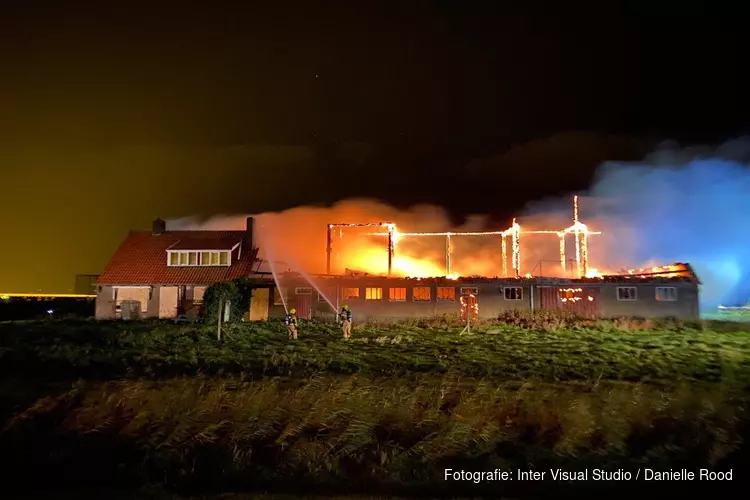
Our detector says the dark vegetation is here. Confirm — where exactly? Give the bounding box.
[0,297,94,321]
[0,313,748,498]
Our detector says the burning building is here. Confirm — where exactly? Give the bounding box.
[255,263,699,322]
[94,202,701,321]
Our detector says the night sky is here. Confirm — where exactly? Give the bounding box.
[1,2,748,292]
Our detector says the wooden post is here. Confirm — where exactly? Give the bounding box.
[217,298,223,341]
[326,225,333,274]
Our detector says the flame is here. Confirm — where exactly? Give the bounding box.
[585,268,602,278]
[348,247,446,277]
[446,273,459,280]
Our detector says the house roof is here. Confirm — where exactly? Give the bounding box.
[97,231,258,286]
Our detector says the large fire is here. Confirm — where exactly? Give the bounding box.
[347,246,446,277]
[250,198,690,281]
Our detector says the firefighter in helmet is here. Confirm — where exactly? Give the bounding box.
[338,304,353,339]
[285,308,299,340]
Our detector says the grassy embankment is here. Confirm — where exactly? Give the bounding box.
[1,312,749,498]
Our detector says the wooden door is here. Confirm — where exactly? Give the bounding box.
[295,294,312,320]
[248,288,270,321]
[158,286,179,318]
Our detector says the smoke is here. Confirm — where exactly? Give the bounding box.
[520,137,750,310]
[169,199,507,279]
[169,137,750,311]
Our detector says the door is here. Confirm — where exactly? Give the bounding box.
[460,293,479,323]
[248,288,270,321]
[159,286,179,318]
[540,286,600,317]
[295,294,312,320]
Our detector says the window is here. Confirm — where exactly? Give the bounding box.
[656,287,677,301]
[389,287,406,301]
[194,286,207,304]
[460,287,479,295]
[504,287,522,300]
[437,287,455,302]
[343,287,360,300]
[167,250,231,267]
[273,288,286,305]
[617,287,637,301]
[318,289,333,303]
[295,287,313,295]
[413,286,431,302]
[365,287,383,300]
[114,287,150,314]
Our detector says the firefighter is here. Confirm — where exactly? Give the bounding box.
[285,308,299,340]
[338,304,353,339]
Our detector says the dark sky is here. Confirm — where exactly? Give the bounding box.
[1,2,748,292]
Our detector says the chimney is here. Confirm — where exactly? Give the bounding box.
[152,218,166,235]
[245,216,255,252]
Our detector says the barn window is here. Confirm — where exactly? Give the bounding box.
[193,286,207,304]
[365,287,383,300]
[617,287,637,301]
[504,287,522,300]
[295,287,313,295]
[389,287,406,301]
[413,286,431,302]
[273,287,285,305]
[342,287,360,300]
[436,287,455,302]
[655,287,677,301]
[460,287,479,295]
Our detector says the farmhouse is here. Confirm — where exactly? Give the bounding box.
[95,217,701,321]
[95,217,258,319]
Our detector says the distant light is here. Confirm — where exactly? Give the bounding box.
[47,309,53,315]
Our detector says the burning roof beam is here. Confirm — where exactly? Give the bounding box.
[350,197,601,279]
[326,222,396,276]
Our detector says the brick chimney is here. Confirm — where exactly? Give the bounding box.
[245,216,255,252]
[152,218,166,235]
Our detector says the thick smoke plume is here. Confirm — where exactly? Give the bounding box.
[169,137,750,311]
[521,137,750,310]
[170,200,508,279]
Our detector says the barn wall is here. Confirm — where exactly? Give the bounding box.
[598,283,699,320]
[261,278,701,322]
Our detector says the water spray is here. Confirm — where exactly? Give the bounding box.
[264,250,289,314]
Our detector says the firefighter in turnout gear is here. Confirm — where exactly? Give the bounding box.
[285,308,299,340]
[339,304,352,339]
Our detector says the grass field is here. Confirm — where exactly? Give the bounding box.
[1,315,749,498]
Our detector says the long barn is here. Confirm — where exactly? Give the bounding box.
[251,265,700,322]
[94,217,700,321]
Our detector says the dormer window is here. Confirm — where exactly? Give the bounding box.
[167,250,231,267]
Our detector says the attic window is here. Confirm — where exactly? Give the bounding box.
[167,250,231,267]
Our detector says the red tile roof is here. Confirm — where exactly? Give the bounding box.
[97,231,258,285]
